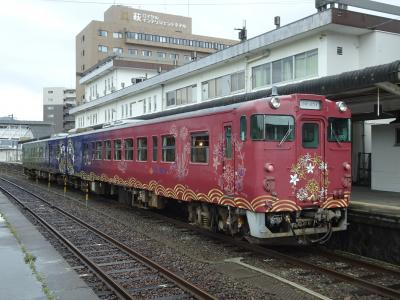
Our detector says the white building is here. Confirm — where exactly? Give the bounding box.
[70,2,400,192]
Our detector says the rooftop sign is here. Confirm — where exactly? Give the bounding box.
[133,12,187,30]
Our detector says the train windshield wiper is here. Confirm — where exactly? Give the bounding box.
[278,123,293,146]
[330,123,342,146]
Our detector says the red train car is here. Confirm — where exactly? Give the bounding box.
[23,94,351,244]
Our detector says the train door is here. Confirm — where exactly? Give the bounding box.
[295,118,326,202]
[222,122,235,196]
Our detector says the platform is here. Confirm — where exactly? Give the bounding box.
[0,191,99,300]
[350,186,400,217]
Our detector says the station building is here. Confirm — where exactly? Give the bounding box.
[0,116,54,162]
[75,5,237,104]
[70,2,400,193]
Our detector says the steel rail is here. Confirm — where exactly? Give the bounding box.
[0,177,217,300]
[0,181,133,300]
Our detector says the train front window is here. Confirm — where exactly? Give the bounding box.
[328,118,351,142]
[302,123,319,148]
[251,115,295,142]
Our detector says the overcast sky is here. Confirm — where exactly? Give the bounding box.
[0,0,399,121]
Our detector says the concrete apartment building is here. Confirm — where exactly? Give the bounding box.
[43,87,76,133]
[75,5,238,104]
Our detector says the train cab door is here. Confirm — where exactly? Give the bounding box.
[296,118,327,202]
[222,122,235,197]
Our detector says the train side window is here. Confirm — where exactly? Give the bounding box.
[152,136,158,162]
[91,142,95,160]
[105,140,112,160]
[302,123,319,148]
[83,143,89,162]
[250,115,264,140]
[224,126,232,159]
[124,139,133,160]
[114,140,121,160]
[191,132,209,163]
[240,116,247,141]
[95,142,102,159]
[162,135,175,162]
[137,137,147,161]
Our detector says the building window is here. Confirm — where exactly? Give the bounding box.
[142,50,152,56]
[112,32,123,38]
[124,139,133,160]
[162,135,175,162]
[48,91,53,94]
[202,71,244,100]
[252,63,271,89]
[128,48,138,55]
[114,140,121,160]
[272,57,293,84]
[47,106,54,110]
[231,71,245,92]
[295,49,318,79]
[113,47,123,54]
[47,114,54,118]
[152,136,158,161]
[240,116,247,141]
[96,142,102,159]
[191,132,209,163]
[166,91,176,107]
[98,45,108,53]
[105,140,112,160]
[98,30,107,37]
[137,137,147,161]
[158,52,167,58]
[166,85,196,108]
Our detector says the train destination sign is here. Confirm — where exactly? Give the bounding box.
[299,100,321,110]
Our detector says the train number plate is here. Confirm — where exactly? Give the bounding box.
[300,100,321,110]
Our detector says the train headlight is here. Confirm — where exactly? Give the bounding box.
[336,101,347,112]
[269,97,281,109]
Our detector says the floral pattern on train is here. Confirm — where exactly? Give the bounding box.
[290,153,329,202]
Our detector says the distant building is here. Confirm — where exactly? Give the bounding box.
[43,87,76,133]
[75,5,237,104]
[0,116,54,162]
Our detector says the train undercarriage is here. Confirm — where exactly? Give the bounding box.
[24,168,348,245]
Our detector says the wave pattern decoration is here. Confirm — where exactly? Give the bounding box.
[76,171,349,212]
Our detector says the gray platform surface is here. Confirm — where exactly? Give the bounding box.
[350,186,400,217]
[0,192,99,300]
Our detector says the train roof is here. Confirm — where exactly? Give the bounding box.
[24,101,244,144]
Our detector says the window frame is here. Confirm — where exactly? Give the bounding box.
[124,138,134,161]
[152,136,158,162]
[104,140,112,160]
[95,141,103,160]
[250,114,295,142]
[302,123,319,149]
[190,131,209,164]
[240,116,247,141]
[137,137,148,162]
[327,117,351,143]
[161,135,176,162]
[113,139,122,160]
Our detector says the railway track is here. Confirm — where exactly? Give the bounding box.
[3,173,400,299]
[0,176,216,300]
[142,211,400,299]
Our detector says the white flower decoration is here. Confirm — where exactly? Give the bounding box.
[290,174,299,186]
[306,163,314,174]
[319,162,328,170]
